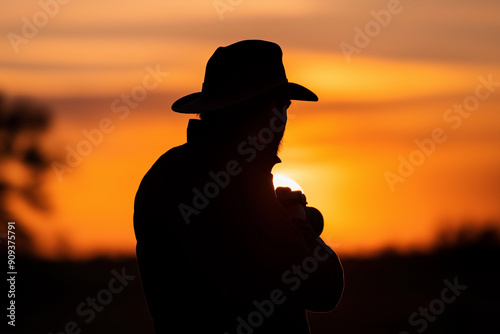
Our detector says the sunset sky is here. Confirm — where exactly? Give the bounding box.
[1,0,499,259]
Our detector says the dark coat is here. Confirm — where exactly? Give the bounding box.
[134,119,344,333]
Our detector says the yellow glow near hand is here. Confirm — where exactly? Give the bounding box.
[272,174,303,192]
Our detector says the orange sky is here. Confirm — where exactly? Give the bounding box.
[1,0,499,259]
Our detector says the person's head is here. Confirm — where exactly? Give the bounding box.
[172,40,317,111]
[171,40,318,154]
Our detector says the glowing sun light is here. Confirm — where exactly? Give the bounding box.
[272,174,303,192]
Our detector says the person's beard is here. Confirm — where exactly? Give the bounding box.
[258,117,286,158]
[269,104,287,157]
[267,128,285,157]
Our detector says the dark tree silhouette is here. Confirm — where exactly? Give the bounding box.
[0,93,53,255]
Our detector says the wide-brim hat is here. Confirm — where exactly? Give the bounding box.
[172,40,318,113]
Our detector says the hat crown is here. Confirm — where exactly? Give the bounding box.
[171,39,317,113]
[201,40,288,97]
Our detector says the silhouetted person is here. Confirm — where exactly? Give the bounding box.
[134,40,344,334]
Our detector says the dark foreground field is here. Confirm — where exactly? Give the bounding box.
[5,228,500,334]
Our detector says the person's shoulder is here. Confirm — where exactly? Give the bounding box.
[135,143,191,195]
[136,144,187,185]
[152,143,190,168]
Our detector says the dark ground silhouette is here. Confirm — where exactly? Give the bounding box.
[6,226,499,334]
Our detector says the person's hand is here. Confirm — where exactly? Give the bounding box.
[283,203,306,221]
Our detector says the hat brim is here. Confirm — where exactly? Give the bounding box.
[172,82,318,114]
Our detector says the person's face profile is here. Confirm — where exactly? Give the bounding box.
[269,98,290,126]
